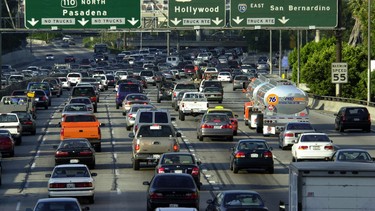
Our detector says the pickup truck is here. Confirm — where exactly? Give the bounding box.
[178,92,208,121]
[0,113,22,145]
[171,83,197,110]
[129,123,180,170]
[59,114,104,152]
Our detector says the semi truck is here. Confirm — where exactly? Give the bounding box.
[280,162,375,211]
[243,74,309,136]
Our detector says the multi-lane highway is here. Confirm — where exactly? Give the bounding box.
[1,42,374,211]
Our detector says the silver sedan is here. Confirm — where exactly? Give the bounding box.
[61,103,92,120]
[278,122,315,150]
[197,113,234,141]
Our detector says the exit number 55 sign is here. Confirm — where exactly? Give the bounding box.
[331,62,348,84]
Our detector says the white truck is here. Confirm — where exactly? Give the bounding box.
[178,92,208,121]
[280,162,375,211]
[0,113,22,145]
[244,74,309,136]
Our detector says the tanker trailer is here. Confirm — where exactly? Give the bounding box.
[245,75,309,136]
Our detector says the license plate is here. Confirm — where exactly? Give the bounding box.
[169,204,178,207]
[67,183,75,188]
[174,170,183,173]
[214,126,221,129]
[153,154,160,159]
[250,153,259,158]
[354,118,360,121]
[70,159,79,164]
[312,146,320,150]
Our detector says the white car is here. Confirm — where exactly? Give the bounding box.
[278,122,316,150]
[217,71,232,82]
[45,164,97,203]
[291,133,335,162]
[68,97,94,114]
[58,77,71,90]
[28,198,89,211]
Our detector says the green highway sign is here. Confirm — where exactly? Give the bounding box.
[168,0,226,28]
[230,0,338,28]
[24,0,141,29]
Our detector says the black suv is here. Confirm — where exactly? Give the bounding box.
[71,86,98,112]
[157,81,175,103]
[334,106,371,132]
[200,80,223,95]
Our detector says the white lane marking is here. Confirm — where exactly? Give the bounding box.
[209,180,216,184]
[114,153,118,159]
[31,163,36,169]
[117,188,122,195]
[115,169,120,176]
[16,202,21,211]
[36,150,40,157]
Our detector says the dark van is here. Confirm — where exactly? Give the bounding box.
[115,83,142,109]
[334,106,371,132]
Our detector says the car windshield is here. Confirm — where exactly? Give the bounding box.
[35,201,80,211]
[300,134,330,142]
[224,193,264,207]
[65,115,96,122]
[175,84,196,89]
[287,123,314,130]
[52,167,90,178]
[137,125,173,137]
[204,87,221,92]
[70,98,91,104]
[119,84,140,92]
[152,175,195,188]
[13,112,29,119]
[141,71,153,76]
[204,114,229,122]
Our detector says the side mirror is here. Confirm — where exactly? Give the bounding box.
[176,132,181,137]
[45,174,51,178]
[100,123,105,127]
[197,161,202,165]
[91,172,97,177]
[129,133,135,138]
[143,181,150,186]
[269,147,273,151]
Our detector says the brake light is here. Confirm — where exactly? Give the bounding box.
[324,145,334,150]
[75,182,93,187]
[60,128,64,137]
[150,192,163,199]
[185,192,199,199]
[191,167,199,176]
[298,146,308,150]
[173,143,179,151]
[49,183,66,188]
[173,92,177,97]
[90,96,97,102]
[285,133,294,137]
[157,167,165,174]
[235,152,246,158]
[263,151,273,158]
[222,124,233,129]
[55,151,69,157]
[128,113,133,119]
[201,124,214,129]
[79,150,93,155]
[41,96,47,101]
[135,144,140,151]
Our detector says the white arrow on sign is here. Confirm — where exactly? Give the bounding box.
[27,18,39,26]
[78,18,89,26]
[170,18,181,26]
[278,16,289,24]
[232,16,244,25]
[212,17,223,25]
[128,17,139,26]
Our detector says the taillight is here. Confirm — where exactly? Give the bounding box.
[79,150,93,156]
[173,143,179,151]
[298,146,308,150]
[285,133,294,137]
[235,152,246,158]
[222,124,233,129]
[55,151,69,157]
[60,128,64,137]
[324,145,334,150]
[135,144,140,151]
[49,183,66,188]
[173,92,177,97]
[90,96,97,102]
[128,113,133,119]
[185,192,199,199]
[201,124,214,129]
[75,182,93,187]
[150,192,163,199]
[263,151,273,158]
[157,167,165,174]
[191,167,199,176]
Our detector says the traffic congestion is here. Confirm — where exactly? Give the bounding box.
[0,35,374,211]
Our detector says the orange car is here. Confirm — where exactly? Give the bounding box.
[59,114,105,152]
[206,106,239,135]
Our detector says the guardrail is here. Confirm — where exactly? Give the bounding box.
[308,94,375,107]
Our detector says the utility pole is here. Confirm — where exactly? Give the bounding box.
[335,0,343,97]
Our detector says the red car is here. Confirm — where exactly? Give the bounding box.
[0,130,15,157]
[65,55,76,63]
[183,64,196,76]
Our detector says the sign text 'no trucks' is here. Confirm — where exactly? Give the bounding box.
[25,0,141,29]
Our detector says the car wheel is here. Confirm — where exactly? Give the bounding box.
[105,86,108,91]
[233,88,235,91]
[133,159,140,170]
[97,98,100,103]
[233,130,237,136]
[157,96,161,103]
[116,104,119,109]
[218,100,222,103]
[199,136,203,141]
[233,162,239,174]
[122,112,126,116]
[45,105,48,110]
[88,196,95,204]
[267,167,274,174]
[95,145,101,152]
[57,94,60,98]
[16,137,22,146]
[126,125,131,131]
[364,127,371,132]
[245,120,248,126]
[339,123,344,132]
[94,105,98,113]
[179,111,185,121]
[31,130,36,135]
[9,149,14,157]
[227,136,233,142]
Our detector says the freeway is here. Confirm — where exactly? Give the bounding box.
[1,43,375,211]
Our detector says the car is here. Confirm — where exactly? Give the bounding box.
[229,139,274,174]
[157,81,175,103]
[67,72,83,86]
[291,133,335,162]
[278,122,315,150]
[171,83,197,110]
[330,149,374,162]
[45,164,97,203]
[65,55,76,63]
[197,113,234,142]
[201,86,223,103]
[29,89,50,109]
[334,106,371,132]
[133,109,175,134]
[155,152,202,189]
[121,93,150,115]
[143,173,200,211]
[54,138,96,169]
[27,82,52,99]
[26,198,90,211]
[68,97,94,113]
[173,91,188,112]
[92,74,109,91]
[125,104,155,130]
[71,86,98,112]
[140,70,157,86]
[45,54,55,60]
[0,129,15,157]
[42,78,63,97]
[106,74,116,87]
[217,71,232,82]
[206,106,238,135]
[206,190,269,211]
[58,77,71,91]
[232,75,250,91]
[12,111,37,135]
[199,80,223,94]
[61,103,93,118]
[115,82,142,109]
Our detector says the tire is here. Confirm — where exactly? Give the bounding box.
[57,94,60,98]
[116,104,119,109]
[267,167,274,174]
[97,98,100,103]
[94,105,98,113]
[339,123,344,132]
[227,136,234,142]
[95,145,101,152]
[31,129,36,135]
[133,159,140,170]
[126,125,131,131]
[157,96,161,103]
[122,112,126,116]
[218,100,222,103]
[48,100,51,106]
[179,111,185,121]
[9,149,14,157]
[230,160,233,171]
[45,105,48,110]
[233,130,237,136]
[199,136,203,141]
[244,120,248,126]
[88,196,95,204]
[256,126,263,133]
[233,88,235,91]
[89,161,96,169]
[15,137,22,146]
[233,162,239,174]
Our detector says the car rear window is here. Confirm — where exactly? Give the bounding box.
[175,84,196,90]
[346,108,368,116]
[138,125,173,137]
[65,115,96,122]
[140,71,154,77]
[72,87,95,96]
[287,123,314,130]
[139,111,168,123]
[68,73,81,77]
[153,175,195,188]
[119,84,140,92]
[301,134,330,142]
